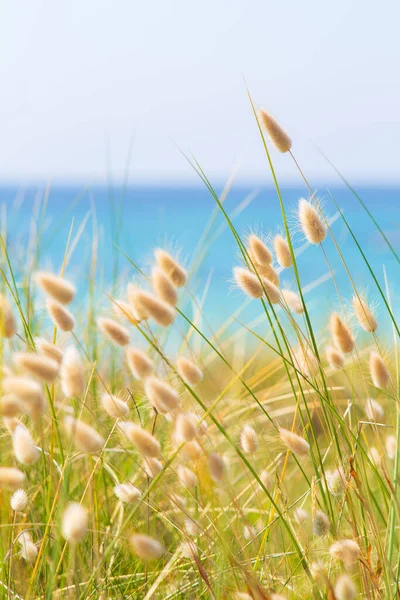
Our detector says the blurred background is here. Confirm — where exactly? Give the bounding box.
[1,0,399,328]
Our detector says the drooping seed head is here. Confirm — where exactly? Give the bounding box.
[35,337,64,363]
[0,294,16,338]
[114,483,141,503]
[0,395,24,418]
[298,198,326,244]
[60,346,85,397]
[247,234,272,266]
[46,299,75,331]
[101,393,129,419]
[12,424,40,465]
[97,317,130,346]
[329,313,354,354]
[177,465,198,489]
[240,424,258,454]
[282,289,303,314]
[329,539,360,566]
[62,503,88,543]
[129,289,175,327]
[313,510,330,537]
[0,466,26,489]
[334,575,357,600]
[175,412,197,443]
[154,249,187,287]
[143,457,163,478]
[233,267,263,299]
[386,434,397,460]
[126,346,154,380]
[325,345,344,369]
[145,376,180,413]
[64,416,105,453]
[10,488,28,511]
[273,235,292,268]
[369,351,390,388]
[119,422,161,457]
[176,356,203,386]
[365,398,384,422]
[2,376,44,416]
[208,452,225,483]
[279,428,309,456]
[130,533,165,560]
[35,271,76,304]
[13,352,59,382]
[151,267,178,306]
[258,109,292,153]
[352,295,377,332]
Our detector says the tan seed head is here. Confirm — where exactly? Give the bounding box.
[12,424,40,465]
[279,428,309,456]
[130,533,165,560]
[101,393,129,419]
[369,351,390,388]
[129,289,175,327]
[329,313,354,354]
[258,109,292,153]
[176,356,203,386]
[97,317,130,346]
[247,234,272,266]
[35,337,64,363]
[273,235,292,268]
[145,376,180,413]
[114,483,141,503]
[154,249,187,287]
[298,199,326,244]
[325,345,344,369]
[0,466,26,489]
[64,416,105,453]
[126,346,154,380]
[233,267,263,299]
[352,295,377,332]
[46,299,75,331]
[240,425,258,454]
[13,352,59,382]
[120,422,161,457]
[61,346,85,397]
[35,271,76,304]
[0,294,16,338]
[62,503,88,543]
[152,267,178,306]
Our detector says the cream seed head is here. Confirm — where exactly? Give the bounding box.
[180,440,202,460]
[60,346,85,397]
[234,593,253,600]
[293,346,319,378]
[176,356,203,386]
[240,425,258,454]
[329,539,360,566]
[326,468,346,496]
[101,393,129,419]
[35,271,76,304]
[177,465,198,489]
[325,345,344,369]
[208,452,224,483]
[151,267,178,306]
[130,533,165,560]
[2,376,44,417]
[365,398,384,422]
[12,424,40,465]
[64,416,105,454]
[273,235,292,268]
[294,507,308,524]
[126,347,154,380]
[13,352,59,383]
[259,469,272,489]
[257,262,280,286]
[97,317,130,346]
[129,289,175,327]
[279,428,309,456]
[0,466,26,489]
[310,561,325,582]
[114,483,141,503]
[175,412,197,442]
[369,446,381,467]
[0,293,16,338]
[247,234,272,266]
[334,575,357,600]
[143,457,163,478]
[352,295,377,332]
[233,267,263,299]
[10,488,28,511]
[386,434,397,460]
[261,277,281,304]
[145,376,180,414]
[329,313,354,354]
[258,109,292,153]
[313,510,330,537]
[369,351,390,388]
[114,298,140,323]
[0,394,24,418]
[62,503,88,543]
[154,249,187,287]
[298,198,326,244]
[19,533,38,563]
[120,422,161,457]
[281,289,303,314]
[35,337,64,364]
[46,299,75,331]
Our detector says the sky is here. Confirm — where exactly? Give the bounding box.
[0,0,399,186]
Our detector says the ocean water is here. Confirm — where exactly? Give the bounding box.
[1,184,400,338]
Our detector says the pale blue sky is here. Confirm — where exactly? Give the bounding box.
[0,0,399,185]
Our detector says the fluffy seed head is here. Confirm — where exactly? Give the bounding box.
[259,469,272,489]
[120,422,161,457]
[298,199,326,244]
[176,356,203,386]
[294,507,308,524]
[145,376,180,413]
[35,337,64,363]
[35,271,76,304]
[234,267,263,299]
[293,346,319,378]
[130,533,165,560]
[101,393,129,419]
[2,376,44,416]
[12,424,40,465]
[280,428,309,456]
[0,294,16,338]
[47,299,75,331]
[273,235,292,268]
[64,416,105,453]
[310,561,325,582]
[247,234,272,266]
[113,299,140,323]
[208,452,224,483]
[369,446,381,467]
[369,351,390,388]
[313,510,330,537]
[13,352,59,382]
[386,434,397,460]
[352,295,377,332]
[126,347,154,380]
[97,317,130,346]
[282,289,303,314]
[175,412,197,443]
[365,398,384,422]
[258,109,292,153]
[180,440,202,460]
[177,465,198,489]
[154,249,187,287]
[325,345,344,369]
[329,539,360,566]
[0,394,24,417]
[326,468,346,496]
[143,457,163,478]
[329,313,354,354]
[114,483,141,503]
[60,346,85,397]
[334,575,357,600]
[240,425,258,454]
[10,488,28,511]
[19,533,38,563]
[256,262,280,286]
[129,289,175,327]
[62,503,88,543]
[261,277,281,304]
[152,267,178,306]
[0,467,25,489]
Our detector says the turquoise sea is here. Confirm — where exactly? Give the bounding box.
[1,184,400,338]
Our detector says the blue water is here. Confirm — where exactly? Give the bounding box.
[1,184,400,337]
